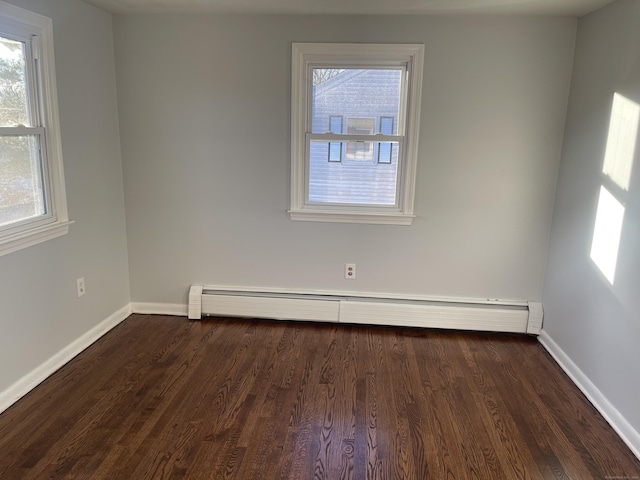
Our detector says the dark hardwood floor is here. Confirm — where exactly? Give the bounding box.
[0,314,638,479]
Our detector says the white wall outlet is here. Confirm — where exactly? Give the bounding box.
[77,277,86,297]
[345,263,356,279]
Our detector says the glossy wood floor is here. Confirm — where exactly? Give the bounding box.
[0,315,638,479]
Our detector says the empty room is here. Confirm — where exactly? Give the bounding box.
[0,0,639,477]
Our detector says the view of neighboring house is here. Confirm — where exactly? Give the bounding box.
[309,68,403,205]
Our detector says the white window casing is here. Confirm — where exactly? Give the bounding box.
[0,1,71,256]
[290,43,424,225]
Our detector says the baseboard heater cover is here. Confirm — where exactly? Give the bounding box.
[188,285,543,334]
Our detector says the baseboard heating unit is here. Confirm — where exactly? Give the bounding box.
[188,285,543,334]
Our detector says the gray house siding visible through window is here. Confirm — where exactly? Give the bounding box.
[309,69,402,205]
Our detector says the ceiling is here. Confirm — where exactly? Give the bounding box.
[82,0,616,16]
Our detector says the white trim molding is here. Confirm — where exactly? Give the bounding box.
[288,210,415,225]
[539,330,640,460]
[0,220,73,257]
[0,304,132,415]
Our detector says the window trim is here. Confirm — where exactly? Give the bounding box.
[289,43,424,225]
[0,1,71,256]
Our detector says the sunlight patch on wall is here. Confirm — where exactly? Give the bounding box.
[590,186,625,284]
[602,93,639,191]
[590,93,639,284]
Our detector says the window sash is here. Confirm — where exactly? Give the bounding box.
[0,126,45,135]
[306,137,404,208]
[307,65,408,136]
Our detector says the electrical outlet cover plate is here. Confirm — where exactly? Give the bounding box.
[345,263,356,279]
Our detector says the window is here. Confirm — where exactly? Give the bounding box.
[0,2,69,256]
[290,43,424,225]
[378,117,395,164]
[345,117,375,162]
[328,115,342,162]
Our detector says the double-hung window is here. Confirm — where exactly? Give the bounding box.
[0,2,69,256]
[290,43,424,225]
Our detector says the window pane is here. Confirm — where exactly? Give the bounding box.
[329,115,343,133]
[328,115,343,162]
[380,116,394,135]
[378,142,393,164]
[0,36,29,127]
[345,140,374,161]
[378,118,395,163]
[311,69,403,134]
[345,118,375,161]
[309,140,399,205]
[347,117,375,135]
[0,135,45,227]
[328,142,341,162]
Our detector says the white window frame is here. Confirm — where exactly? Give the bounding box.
[289,43,424,225]
[0,1,70,256]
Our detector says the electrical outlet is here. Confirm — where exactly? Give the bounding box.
[345,263,356,279]
[77,277,85,297]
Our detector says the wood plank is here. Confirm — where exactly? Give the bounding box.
[0,315,637,479]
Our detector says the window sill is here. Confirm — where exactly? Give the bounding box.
[288,209,414,225]
[0,220,73,257]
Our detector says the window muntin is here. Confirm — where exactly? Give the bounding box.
[0,2,70,256]
[291,43,424,225]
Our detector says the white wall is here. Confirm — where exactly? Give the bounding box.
[0,0,130,393]
[114,14,576,305]
[543,0,640,449]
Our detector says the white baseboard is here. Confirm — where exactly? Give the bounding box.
[131,302,188,316]
[539,330,640,460]
[0,303,132,415]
